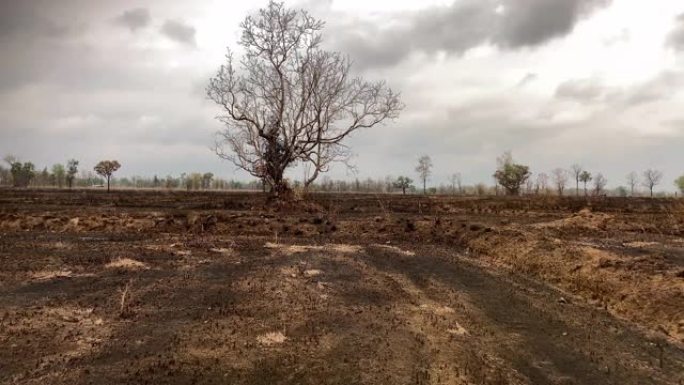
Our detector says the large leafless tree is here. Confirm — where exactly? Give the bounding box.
[207,1,403,197]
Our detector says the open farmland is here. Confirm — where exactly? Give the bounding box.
[0,189,683,385]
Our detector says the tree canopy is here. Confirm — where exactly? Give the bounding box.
[493,152,530,195]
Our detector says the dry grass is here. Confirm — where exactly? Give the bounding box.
[256,331,287,346]
[105,258,148,270]
[264,242,363,255]
[465,212,684,342]
[118,280,133,318]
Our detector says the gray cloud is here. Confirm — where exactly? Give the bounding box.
[667,14,684,51]
[555,78,607,102]
[0,1,77,39]
[622,71,684,106]
[161,19,196,46]
[323,0,495,69]
[516,73,538,88]
[115,8,151,32]
[497,0,610,48]
[554,72,684,107]
[323,0,611,69]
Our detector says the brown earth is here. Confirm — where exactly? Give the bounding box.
[0,189,683,385]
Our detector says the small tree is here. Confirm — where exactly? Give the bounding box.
[66,159,79,189]
[415,155,432,194]
[642,169,662,197]
[493,152,530,195]
[393,176,413,195]
[593,173,607,196]
[94,160,121,193]
[570,164,583,196]
[536,172,549,194]
[676,175,684,195]
[579,171,592,196]
[626,171,639,196]
[0,164,9,186]
[202,173,214,190]
[449,173,462,195]
[9,161,36,188]
[552,168,569,196]
[616,186,628,197]
[525,178,534,195]
[52,164,66,188]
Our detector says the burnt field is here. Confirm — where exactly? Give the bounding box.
[0,189,683,385]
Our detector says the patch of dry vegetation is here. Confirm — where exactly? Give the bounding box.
[105,258,149,270]
[465,208,684,342]
[264,242,362,255]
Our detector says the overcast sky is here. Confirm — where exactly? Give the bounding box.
[1,0,683,190]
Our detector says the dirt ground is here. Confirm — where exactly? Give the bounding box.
[1,189,683,385]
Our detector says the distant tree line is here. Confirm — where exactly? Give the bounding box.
[0,155,265,192]
[1,153,682,197]
[490,152,673,198]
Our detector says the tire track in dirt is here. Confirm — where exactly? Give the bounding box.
[361,245,684,385]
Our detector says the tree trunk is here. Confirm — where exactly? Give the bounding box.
[268,166,291,200]
[106,176,111,193]
[303,166,320,190]
[423,178,426,195]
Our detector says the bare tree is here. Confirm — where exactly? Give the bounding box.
[593,173,607,196]
[207,1,402,198]
[626,171,639,196]
[525,177,534,195]
[94,160,121,193]
[415,155,432,194]
[642,169,663,197]
[551,168,569,196]
[3,155,17,166]
[536,172,549,194]
[449,172,462,195]
[570,164,583,196]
